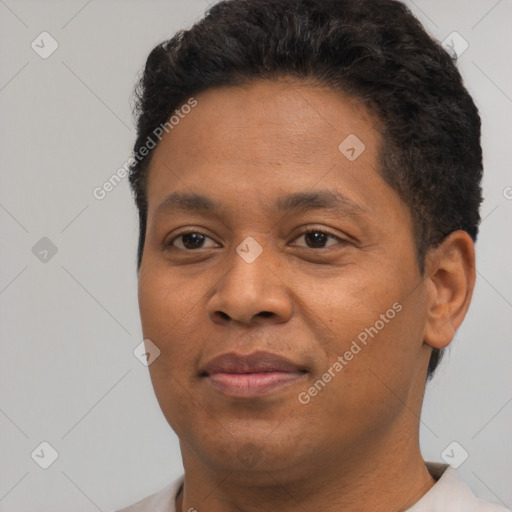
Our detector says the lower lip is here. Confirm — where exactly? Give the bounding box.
[205,371,306,397]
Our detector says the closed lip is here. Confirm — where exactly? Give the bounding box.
[200,351,307,376]
[200,351,308,397]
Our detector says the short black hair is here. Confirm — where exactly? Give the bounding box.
[128,0,483,379]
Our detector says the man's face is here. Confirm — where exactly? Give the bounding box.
[138,79,433,475]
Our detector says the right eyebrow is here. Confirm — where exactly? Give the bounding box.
[151,192,222,222]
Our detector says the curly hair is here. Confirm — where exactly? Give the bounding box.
[128,0,483,379]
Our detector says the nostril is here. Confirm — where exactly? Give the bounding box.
[258,311,273,318]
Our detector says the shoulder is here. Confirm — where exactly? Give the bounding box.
[407,463,510,512]
[110,476,184,512]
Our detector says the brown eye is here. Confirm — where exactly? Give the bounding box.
[291,229,344,249]
[168,232,219,250]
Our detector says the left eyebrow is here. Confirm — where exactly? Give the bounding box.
[272,190,365,217]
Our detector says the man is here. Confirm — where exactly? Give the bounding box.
[116,0,508,510]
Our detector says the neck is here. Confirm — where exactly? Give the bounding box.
[176,430,436,512]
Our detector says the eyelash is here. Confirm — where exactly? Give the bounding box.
[166,227,345,251]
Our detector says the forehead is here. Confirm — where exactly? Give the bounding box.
[148,80,380,187]
[150,78,380,169]
[143,78,412,233]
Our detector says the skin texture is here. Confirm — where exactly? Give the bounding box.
[137,78,476,512]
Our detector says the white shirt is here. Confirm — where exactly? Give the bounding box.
[113,462,510,512]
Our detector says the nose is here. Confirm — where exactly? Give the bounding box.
[207,241,293,327]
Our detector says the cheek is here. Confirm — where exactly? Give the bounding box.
[137,265,202,379]
[138,266,208,432]
[303,265,427,399]
[297,269,406,354]
[139,261,198,337]
[317,287,427,412]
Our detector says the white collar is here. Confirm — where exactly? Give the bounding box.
[406,462,508,511]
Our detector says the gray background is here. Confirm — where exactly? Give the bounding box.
[0,0,510,510]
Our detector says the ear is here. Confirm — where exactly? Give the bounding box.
[423,231,476,349]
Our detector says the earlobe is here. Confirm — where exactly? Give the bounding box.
[423,231,476,349]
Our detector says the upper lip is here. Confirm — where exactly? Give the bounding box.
[200,351,306,376]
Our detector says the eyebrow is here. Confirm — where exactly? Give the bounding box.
[152,189,364,222]
[274,190,363,216]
